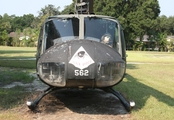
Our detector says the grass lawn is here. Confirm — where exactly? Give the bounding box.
[0,47,174,120]
[0,46,36,58]
[0,46,36,112]
[0,46,36,68]
[127,51,174,63]
[115,51,174,120]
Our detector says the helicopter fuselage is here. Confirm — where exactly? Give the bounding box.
[36,14,127,88]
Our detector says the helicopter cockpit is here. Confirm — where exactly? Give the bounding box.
[43,16,120,52]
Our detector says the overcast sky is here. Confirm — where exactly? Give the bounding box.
[0,0,173,17]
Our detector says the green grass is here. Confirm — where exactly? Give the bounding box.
[114,51,174,120]
[0,68,35,86]
[0,46,36,58]
[0,46,36,111]
[0,46,36,68]
[127,51,174,63]
[0,60,36,69]
[0,86,30,109]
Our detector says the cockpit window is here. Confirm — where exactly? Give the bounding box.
[45,18,79,49]
[84,17,119,49]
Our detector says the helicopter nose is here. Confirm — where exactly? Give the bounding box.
[37,40,125,87]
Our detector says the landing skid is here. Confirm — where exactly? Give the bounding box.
[26,87,58,110]
[27,87,135,112]
[103,88,135,112]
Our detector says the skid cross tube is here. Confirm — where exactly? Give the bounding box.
[26,87,58,110]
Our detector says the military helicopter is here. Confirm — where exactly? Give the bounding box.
[27,0,135,111]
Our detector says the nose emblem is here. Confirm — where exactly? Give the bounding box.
[69,46,95,69]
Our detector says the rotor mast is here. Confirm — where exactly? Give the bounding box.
[75,0,94,14]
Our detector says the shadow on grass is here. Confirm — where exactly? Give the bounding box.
[115,65,174,110]
[0,56,36,59]
[0,60,36,69]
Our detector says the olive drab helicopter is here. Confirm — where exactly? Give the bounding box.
[27,0,135,111]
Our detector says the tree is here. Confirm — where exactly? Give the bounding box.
[11,14,35,32]
[155,32,168,51]
[156,15,168,33]
[22,27,39,47]
[0,30,9,46]
[11,16,23,31]
[166,16,174,35]
[11,29,21,47]
[23,14,35,28]
[61,4,74,14]
[38,4,60,17]
[0,13,11,32]
[37,4,61,28]
[31,17,40,29]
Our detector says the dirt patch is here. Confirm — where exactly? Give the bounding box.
[2,73,48,91]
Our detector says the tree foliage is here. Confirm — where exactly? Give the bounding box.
[0,14,12,32]
[11,14,35,31]
[0,30,9,45]
[61,4,74,14]
[94,0,160,42]
[0,5,61,46]
[38,4,60,17]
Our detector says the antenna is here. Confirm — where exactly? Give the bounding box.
[75,0,93,14]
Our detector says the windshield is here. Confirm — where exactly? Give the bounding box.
[45,17,119,49]
[45,18,79,48]
[84,17,119,48]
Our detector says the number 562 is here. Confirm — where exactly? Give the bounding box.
[75,70,89,76]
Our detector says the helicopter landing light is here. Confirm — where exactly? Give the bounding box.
[96,62,125,87]
[38,62,66,87]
